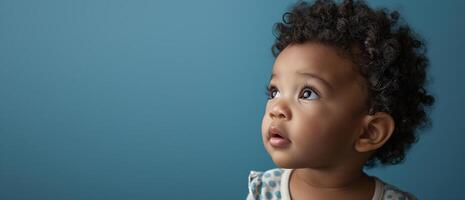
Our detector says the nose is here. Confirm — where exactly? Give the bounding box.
[269,100,292,120]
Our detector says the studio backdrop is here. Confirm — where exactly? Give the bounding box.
[1,0,464,199]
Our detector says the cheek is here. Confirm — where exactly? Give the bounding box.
[293,107,353,151]
[293,113,327,145]
[261,113,270,139]
[294,106,329,137]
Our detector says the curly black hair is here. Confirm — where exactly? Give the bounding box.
[271,0,435,167]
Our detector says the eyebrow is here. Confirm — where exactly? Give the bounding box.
[270,71,334,91]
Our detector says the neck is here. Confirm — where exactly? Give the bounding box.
[293,164,369,190]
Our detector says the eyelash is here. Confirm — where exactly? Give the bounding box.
[264,83,320,100]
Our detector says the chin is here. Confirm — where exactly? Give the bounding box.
[267,150,299,169]
[272,158,301,169]
[273,161,295,169]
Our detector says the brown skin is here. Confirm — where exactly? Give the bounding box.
[261,42,395,200]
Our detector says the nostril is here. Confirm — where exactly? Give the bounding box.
[270,112,287,119]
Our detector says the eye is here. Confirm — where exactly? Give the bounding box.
[265,85,280,100]
[300,86,319,100]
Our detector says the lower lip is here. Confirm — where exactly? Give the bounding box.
[269,137,290,147]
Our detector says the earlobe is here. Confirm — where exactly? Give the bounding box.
[354,112,395,153]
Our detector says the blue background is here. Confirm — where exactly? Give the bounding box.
[1,0,464,199]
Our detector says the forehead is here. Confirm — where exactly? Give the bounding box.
[271,42,359,84]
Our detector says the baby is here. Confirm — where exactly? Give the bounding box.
[246,0,435,200]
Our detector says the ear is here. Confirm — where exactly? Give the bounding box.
[354,112,395,153]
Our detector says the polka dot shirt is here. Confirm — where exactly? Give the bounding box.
[246,168,417,200]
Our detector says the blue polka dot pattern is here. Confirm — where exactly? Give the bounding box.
[248,168,417,200]
[273,170,281,177]
[265,191,272,200]
[268,180,277,188]
[383,186,417,200]
[264,172,271,178]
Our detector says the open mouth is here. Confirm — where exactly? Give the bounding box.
[269,126,290,147]
[271,133,284,138]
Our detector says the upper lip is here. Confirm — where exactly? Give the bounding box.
[269,125,288,140]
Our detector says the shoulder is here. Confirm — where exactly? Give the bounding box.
[375,177,418,200]
[247,168,285,200]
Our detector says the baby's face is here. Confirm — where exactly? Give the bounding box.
[261,42,369,169]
